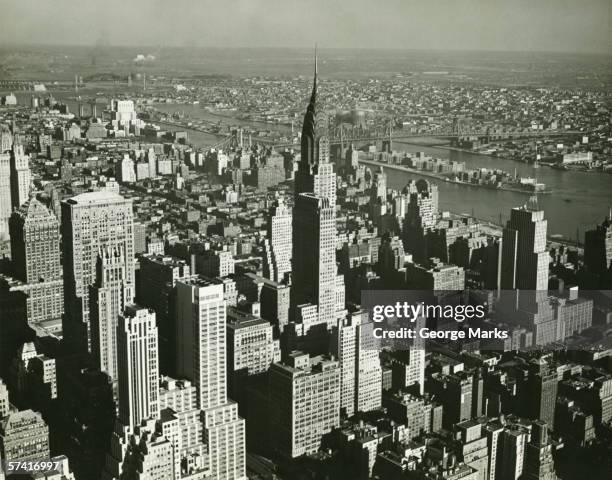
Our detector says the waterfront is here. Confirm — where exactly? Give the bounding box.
[388,142,612,241]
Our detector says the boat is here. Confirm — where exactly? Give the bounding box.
[563,198,572,203]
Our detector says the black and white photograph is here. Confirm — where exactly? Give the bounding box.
[0,1,611,479]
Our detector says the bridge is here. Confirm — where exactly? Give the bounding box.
[245,127,586,150]
[151,112,587,152]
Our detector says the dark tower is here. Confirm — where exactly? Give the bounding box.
[294,46,335,206]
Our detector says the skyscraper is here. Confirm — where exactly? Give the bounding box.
[117,305,159,431]
[61,191,135,354]
[137,254,191,374]
[0,152,10,238]
[9,144,30,210]
[176,278,227,410]
[294,48,336,207]
[175,277,246,479]
[330,309,382,417]
[501,199,549,292]
[521,420,558,480]
[269,352,340,458]
[292,193,337,329]
[9,198,63,324]
[263,197,292,283]
[9,198,61,284]
[90,246,134,382]
[401,179,439,263]
[584,210,612,283]
[0,409,50,463]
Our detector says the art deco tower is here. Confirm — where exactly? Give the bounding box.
[292,48,343,329]
[61,191,135,354]
[294,47,336,208]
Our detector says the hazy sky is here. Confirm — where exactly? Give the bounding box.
[1,0,610,54]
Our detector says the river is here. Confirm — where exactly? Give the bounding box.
[387,142,612,241]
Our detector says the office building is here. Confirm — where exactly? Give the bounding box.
[226,306,280,400]
[263,197,292,283]
[117,305,159,431]
[61,191,134,354]
[175,277,246,479]
[401,179,439,263]
[292,193,338,329]
[0,379,9,418]
[390,315,426,395]
[90,246,135,382]
[137,254,190,373]
[427,372,473,429]
[269,352,340,458]
[8,198,63,324]
[9,144,30,210]
[330,310,382,417]
[501,200,549,292]
[0,153,10,238]
[0,409,49,463]
[584,211,612,283]
[521,420,557,480]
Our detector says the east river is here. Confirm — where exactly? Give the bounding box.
[386,142,612,241]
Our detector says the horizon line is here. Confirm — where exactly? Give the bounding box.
[1,42,611,57]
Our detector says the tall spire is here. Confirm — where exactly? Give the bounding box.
[310,43,318,105]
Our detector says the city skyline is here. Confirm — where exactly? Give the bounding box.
[1,8,612,479]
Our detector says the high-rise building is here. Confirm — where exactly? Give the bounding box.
[330,310,382,417]
[390,315,426,395]
[90,246,135,382]
[401,179,439,263]
[584,211,612,282]
[9,144,30,210]
[263,197,292,283]
[61,191,134,354]
[525,356,558,430]
[0,153,10,238]
[8,198,63,324]
[258,275,291,334]
[175,277,246,479]
[455,420,490,480]
[501,200,549,292]
[292,193,338,329]
[0,379,9,418]
[484,420,504,480]
[9,198,61,284]
[0,126,12,153]
[405,257,465,291]
[0,409,49,463]
[269,352,340,458]
[521,420,557,480]
[294,49,336,207]
[117,305,159,431]
[176,278,227,410]
[226,306,280,401]
[498,424,528,480]
[137,254,190,374]
[427,371,473,429]
[117,154,136,183]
